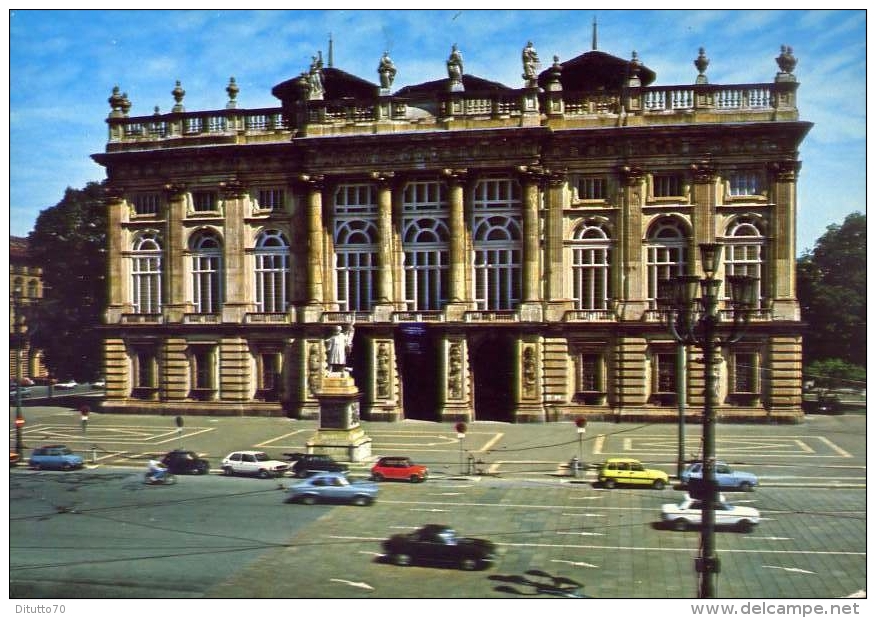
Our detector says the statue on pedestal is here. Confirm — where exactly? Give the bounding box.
[447,44,464,90]
[378,51,397,91]
[325,324,354,375]
[522,40,540,87]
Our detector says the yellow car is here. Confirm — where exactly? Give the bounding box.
[598,457,668,489]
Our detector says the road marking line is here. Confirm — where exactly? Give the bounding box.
[592,434,606,455]
[256,430,308,447]
[551,559,599,568]
[478,432,504,453]
[793,439,815,453]
[763,565,816,574]
[816,436,853,458]
[330,578,374,590]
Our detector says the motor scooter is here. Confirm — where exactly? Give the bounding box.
[144,461,177,485]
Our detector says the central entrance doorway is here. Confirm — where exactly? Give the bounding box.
[396,324,440,421]
[471,332,516,422]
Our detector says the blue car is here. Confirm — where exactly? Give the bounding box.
[285,471,378,506]
[680,461,758,492]
[29,445,84,471]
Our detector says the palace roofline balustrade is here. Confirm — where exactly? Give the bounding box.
[105,80,798,147]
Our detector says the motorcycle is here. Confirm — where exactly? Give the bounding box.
[144,461,177,485]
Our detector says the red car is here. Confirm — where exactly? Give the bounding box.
[371,456,428,483]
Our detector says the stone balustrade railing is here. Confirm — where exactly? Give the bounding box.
[106,81,794,145]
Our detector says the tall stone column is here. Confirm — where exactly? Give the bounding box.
[690,159,719,249]
[542,170,571,321]
[617,165,647,320]
[518,167,542,321]
[104,191,129,323]
[770,160,801,320]
[164,184,190,322]
[299,174,326,321]
[220,181,252,323]
[372,171,397,320]
[444,168,470,319]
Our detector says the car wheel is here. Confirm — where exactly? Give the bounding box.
[736,520,755,533]
[301,495,317,505]
[459,558,478,571]
[199,464,210,475]
[372,473,384,482]
[31,463,41,471]
[603,478,616,489]
[410,475,422,483]
[739,481,752,492]
[258,469,271,479]
[352,495,372,506]
[673,518,690,532]
[295,469,308,478]
[392,553,411,566]
[61,463,72,471]
[222,466,234,476]
[652,479,665,490]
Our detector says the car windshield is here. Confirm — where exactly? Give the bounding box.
[254,453,270,462]
[437,529,457,545]
[58,447,73,455]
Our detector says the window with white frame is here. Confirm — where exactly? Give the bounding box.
[728,172,762,197]
[472,177,522,310]
[131,232,162,314]
[402,181,449,311]
[132,193,161,216]
[724,218,765,308]
[254,229,289,313]
[190,230,223,313]
[256,188,285,211]
[571,221,611,310]
[645,219,689,307]
[335,184,378,311]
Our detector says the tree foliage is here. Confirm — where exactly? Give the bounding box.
[27,182,108,382]
[796,212,866,371]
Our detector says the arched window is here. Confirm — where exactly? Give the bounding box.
[190,229,223,313]
[402,181,448,311]
[571,221,611,310]
[724,218,766,308]
[334,184,378,311]
[131,232,162,314]
[645,218,689,307]
[472,177,522,310]
[254,230,289,313]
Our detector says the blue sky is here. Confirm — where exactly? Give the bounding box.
[6,8,866,255]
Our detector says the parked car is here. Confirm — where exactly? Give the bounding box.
[288,453,348,478]
[28,445,84,471]
[383,524,496,571]
[680,461,758,492]
[285,472,378,506]
[161,449,210,475]
[661,494,760,533]
[598,457,668,489]
[56,380,78,389]
[221,451,288,478]
[371,456,428,483]
[10,386,33,400]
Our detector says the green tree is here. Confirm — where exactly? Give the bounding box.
[27,182,108,382]
[797,212,866,372]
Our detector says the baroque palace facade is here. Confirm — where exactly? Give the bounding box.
[92,40,811,423]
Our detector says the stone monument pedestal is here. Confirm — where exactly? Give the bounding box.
[307,374,372,462]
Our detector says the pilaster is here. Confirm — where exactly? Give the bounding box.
[616,165,648,319]
[770,160,802,320]
[164,184,191,322]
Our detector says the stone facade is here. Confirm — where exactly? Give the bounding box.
[92,43,811,423]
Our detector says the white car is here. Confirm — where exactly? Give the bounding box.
[56,380,78,389]
[661,494,760,533]
[221,451,288,479]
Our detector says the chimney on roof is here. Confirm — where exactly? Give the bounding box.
[328,32,334,68]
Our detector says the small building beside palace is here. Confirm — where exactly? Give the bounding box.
[92,38,811,423]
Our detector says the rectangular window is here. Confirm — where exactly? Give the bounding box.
[257,188,285,211]
[132,193,160,216]
[656,353,676,393]
[579,353,602,392]
[729,173,761,197]
[576,177,607,201]
[733,352,758,393]
[136,351,156,388]
[192,191,217,212]
[652,174,683,198]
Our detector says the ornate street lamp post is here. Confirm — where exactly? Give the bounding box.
[657,243,757,599]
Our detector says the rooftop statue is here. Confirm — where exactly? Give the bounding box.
[378,51,397,90]
[522,40,540,86]
[308,53,325,100]
[446,43,464,90]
